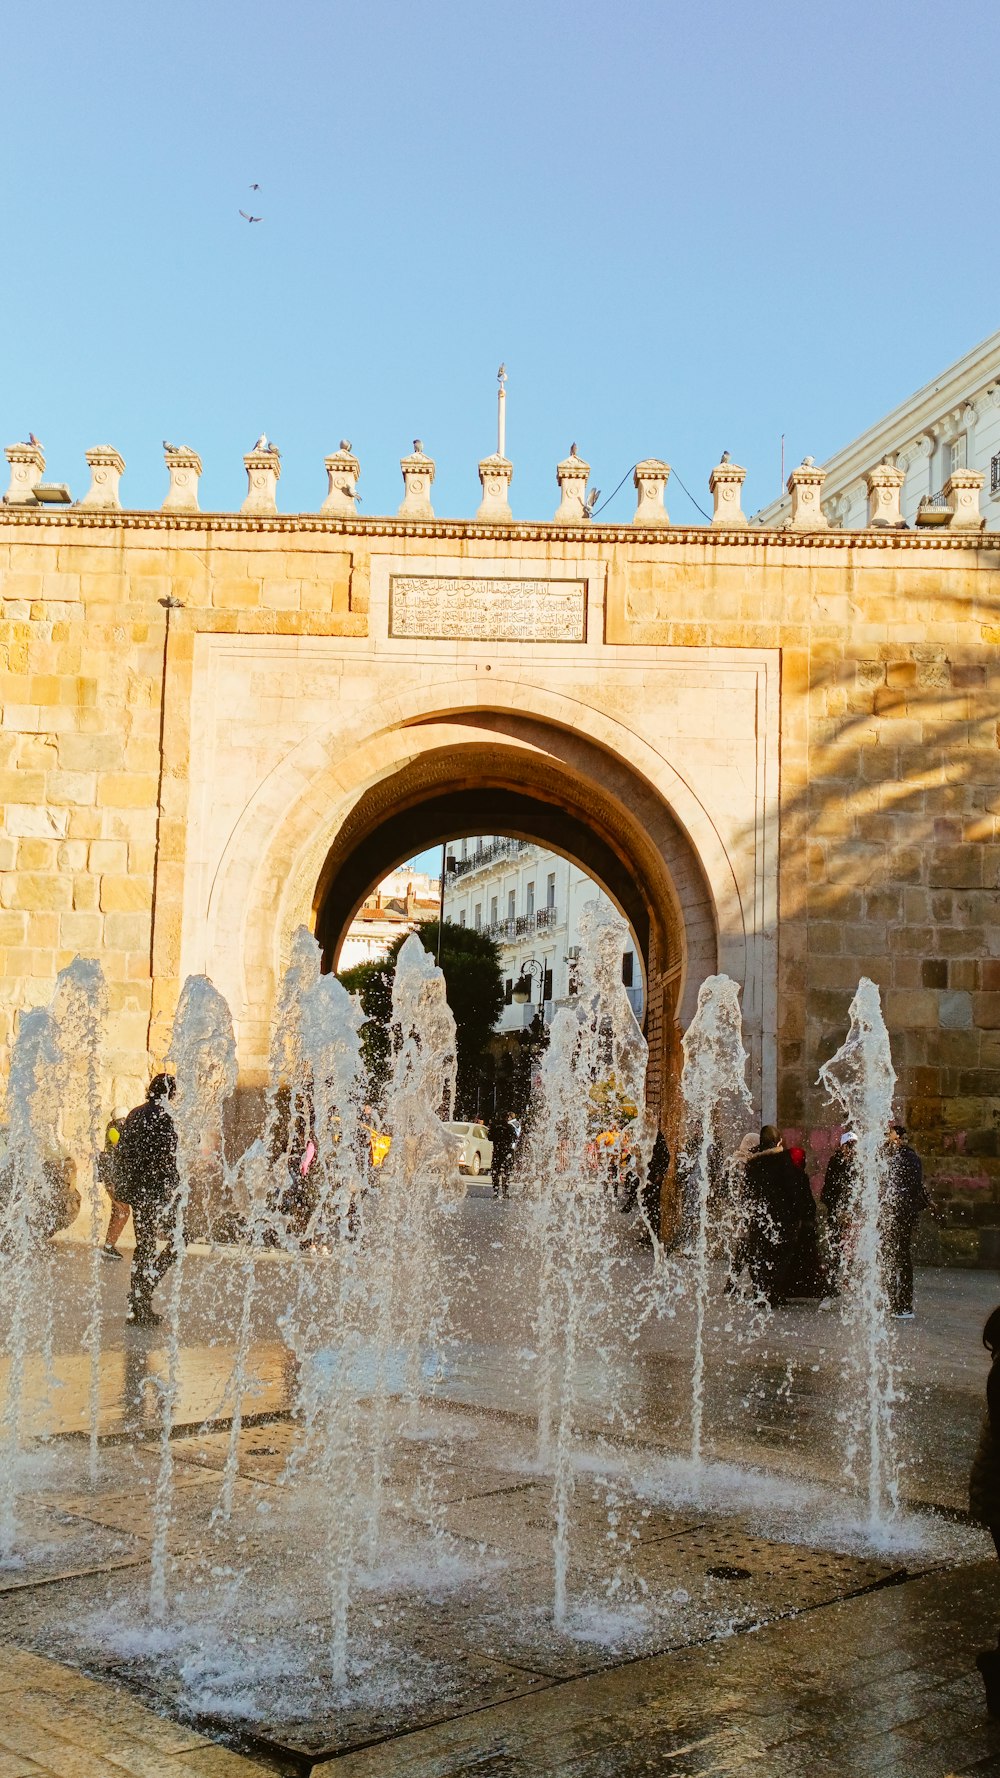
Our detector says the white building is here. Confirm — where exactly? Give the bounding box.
[337,863,440,972]
[442,836,644,1032]
[755,327,1000,531]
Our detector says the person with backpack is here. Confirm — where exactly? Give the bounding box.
[115,1074,180,1327]
[95,1110,130,1262]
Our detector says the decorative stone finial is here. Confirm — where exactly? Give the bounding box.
[3,440,45,506]
[78,446,125,511]
[241,446,280,515]
[944,468,985,530]
[865,458,905,529]
[632,460,671,526]
[708,456,748,527]
[785,457,829,531]
[161,445,202,514]
[476,453,513,523]
[398,443,435,519]
[554,446,591,524]
[322,443,360,516]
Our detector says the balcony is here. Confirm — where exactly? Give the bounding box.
[484,907,558,944]
[992,454,1000,498]
[449,838,529,879]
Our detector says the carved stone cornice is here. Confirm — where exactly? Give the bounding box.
[0,506,998,549]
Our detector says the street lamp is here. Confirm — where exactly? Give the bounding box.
[512,956,545,1013]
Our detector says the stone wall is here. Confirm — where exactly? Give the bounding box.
[1,510,998,1203]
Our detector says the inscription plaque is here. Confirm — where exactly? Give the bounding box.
[389,575,586,642]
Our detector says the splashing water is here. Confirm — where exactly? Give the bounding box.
[150,976,238,1618]
[817,977,899,1526]
[524,900,648,1628]
[679,975,753,1467]
[48,959,109,1484]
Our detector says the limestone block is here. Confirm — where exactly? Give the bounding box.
[785,459,829,531]
[99,874,151,913]
[632,460,671,526]
[97,773,159,809]
[78,447,125,511]
[3,441,45,506]
[553,447,590,524]
[4,804,68,839]
[708,458,747,527]
[241,450,280,516]
[397,443,435,519]
[474,453,514,525]
[321,443,360,517]
[865,460,905,528]
[162,447,202,514]
[944,470,985,531]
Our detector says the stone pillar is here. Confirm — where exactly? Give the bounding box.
[632,459,670,526]
[322,442,360,516]
[865,459,905,528]
[241,448,280,515]
[3,441,45,505]
[398,442,435,519]
[708,457,748,527]
[475,453,513,523]
[944,468,985,530]
[161,447,202,514]
[78,446,125,510]
[554,446,590,523]
[785,457,829,530]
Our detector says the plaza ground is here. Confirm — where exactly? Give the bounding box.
[2,1199,1000,1775]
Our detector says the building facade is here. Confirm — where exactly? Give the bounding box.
[756,328,1000,531]
[442,836,644,1031]
[1,431,999,1211]
[337,863,439,972]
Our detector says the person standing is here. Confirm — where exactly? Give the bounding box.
[96,1110,130,1262]
[638,1127,670,1241]
[880,1123,930,1319]
[743,1126,813,1307]
[115,1074,180,1328]
[821,1132,857,1289]
[969,1306,1000,1714]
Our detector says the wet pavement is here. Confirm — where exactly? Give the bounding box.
[1,1201,999,1772]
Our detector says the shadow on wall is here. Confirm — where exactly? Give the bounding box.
[749,595,1000,1207]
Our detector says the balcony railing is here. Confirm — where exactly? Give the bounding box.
[483,907,558,944]
[992,454,1000,498]
[449,838,529,879]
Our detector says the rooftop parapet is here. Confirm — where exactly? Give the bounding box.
[3,440,45,506]
[944,468,985,530]
[78,446,125,511]
[553,445,590,524]
[865,459,905,528]
[242,440,280,515]
[785,457,829,531]
[476,453,513,523]
[162,445,202,514]
[322,442,360,517]
[708,456,748,527]
[398,441,435,519]
[632,460,670,526]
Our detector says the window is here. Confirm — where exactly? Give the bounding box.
[458,909,466,927]
[950,435,968,474]
[622,951,634,987]
[507,889,516,920]
[546,872,556,909]
[461,838,468,860]
[993,453,1000,498]
[504,978,513,1004]
[526,880,535,917]
[474,903,482,930]
[543,964,553,1001]
[490,895,498,924]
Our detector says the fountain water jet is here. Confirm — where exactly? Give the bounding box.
[524,900,648,1628]
[818,977,899,1526]
[679,975,753,1467]
[150,975,237,1618]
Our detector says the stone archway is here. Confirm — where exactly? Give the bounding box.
[198,695,732,1125]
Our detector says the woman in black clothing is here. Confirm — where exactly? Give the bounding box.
[743,1125,816,1307]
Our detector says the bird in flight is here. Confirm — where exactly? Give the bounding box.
[250,182,260,191]
[239,209,262,223]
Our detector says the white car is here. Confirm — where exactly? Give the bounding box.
[444,1121,493,1176]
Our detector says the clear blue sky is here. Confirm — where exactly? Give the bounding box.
[3,0,998,530]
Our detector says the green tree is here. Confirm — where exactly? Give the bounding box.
[338,920,504,1115]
